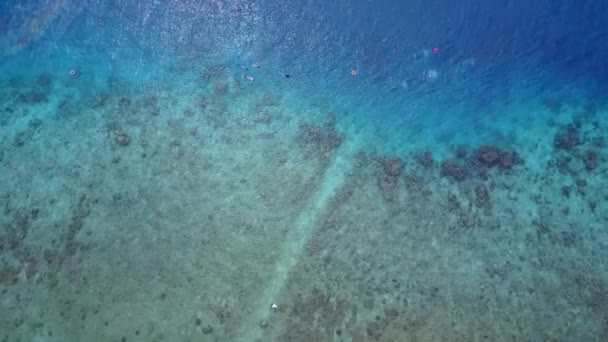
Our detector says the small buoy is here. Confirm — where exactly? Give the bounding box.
[350,68,357,76]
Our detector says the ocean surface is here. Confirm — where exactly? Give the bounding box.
[1,0,608,341]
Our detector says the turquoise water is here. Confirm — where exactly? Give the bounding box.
[1,1,608,341]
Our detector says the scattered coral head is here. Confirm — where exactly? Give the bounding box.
[553,124,581,150]
[441,159,467,181]
[381,157,403,177]
[414,151,434,169]
[583,150,598,170]
[296,122,342,160]
[474,184,491,209]
[474,145,522,169]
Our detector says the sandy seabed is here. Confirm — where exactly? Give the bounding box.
[1,64,607,342]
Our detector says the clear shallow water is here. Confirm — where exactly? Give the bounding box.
[1,1,608,341]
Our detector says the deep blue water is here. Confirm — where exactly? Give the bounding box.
[3,0,606,145]
[3,1,608,95]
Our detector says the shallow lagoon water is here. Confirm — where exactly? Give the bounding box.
[1,1,608,341]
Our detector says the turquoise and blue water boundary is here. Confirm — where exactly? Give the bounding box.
[1,0,608,341]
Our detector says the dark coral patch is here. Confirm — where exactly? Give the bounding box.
[473,145,522,169]
[553,124,581,150]
[474,145,501,167]
[375,157,405,201]
[474,184,491,209]
[439,145,521,182]
[414,151,434,169]
[582,150,598,170]
[441,160,467,182]
[18,90,48,104]
[455,146,468,159]
[381,157,403,177]
[296,119,342,161]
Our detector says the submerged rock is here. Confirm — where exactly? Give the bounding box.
[414,151,434,169]
[296,120,342,160]
[583,150,598,170]
[441,159,467,182]
[115,132,131,146]
[382,157,403,177]
[474,184,491,209]
[473,145,521,169]
[553,125,581,150]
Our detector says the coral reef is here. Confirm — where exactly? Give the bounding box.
[17,90,48,104]
[214,83,228,96]
[439,145,522,182]
[414,151,434,169]
[549,120,604,174]
[440,159,467,181]
[296,117,343,161]
[553,124,581,150]
[474,184,492,209]
[375,157,404,201]
[381,157,403,177]
[473,145,522,169]
[114,132,131,147]
[582,150,598,170]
